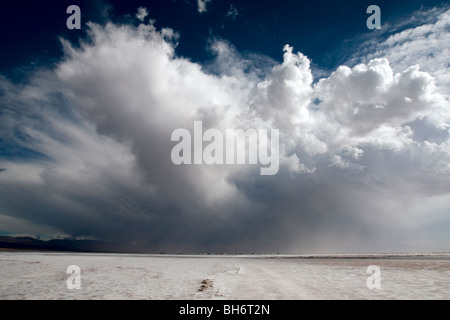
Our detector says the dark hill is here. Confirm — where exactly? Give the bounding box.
[0,236,124,253]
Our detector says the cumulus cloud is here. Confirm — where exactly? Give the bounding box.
[370,8,450,87]
[314,59,441,147]
[350,6,450,111]
[0,8,449,252]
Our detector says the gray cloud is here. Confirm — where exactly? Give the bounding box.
[0,9,449,253]
[135,7,149,22]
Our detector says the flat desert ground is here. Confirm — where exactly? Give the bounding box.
[0,252,449,300]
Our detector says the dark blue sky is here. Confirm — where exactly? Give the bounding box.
[0,0,446,80]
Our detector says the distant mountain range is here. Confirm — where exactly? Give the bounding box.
[0,236,125,253]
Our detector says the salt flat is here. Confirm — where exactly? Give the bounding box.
[0,252,449,300]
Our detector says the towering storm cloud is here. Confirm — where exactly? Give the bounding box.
[0,5,449,253]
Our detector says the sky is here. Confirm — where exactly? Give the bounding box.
[0,0,449,253]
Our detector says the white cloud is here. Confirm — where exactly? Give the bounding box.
[352,7,450,124]
[374,9,450,86]
[314,58,442,153]
[197,0,211,13]
[0,9,449,252]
